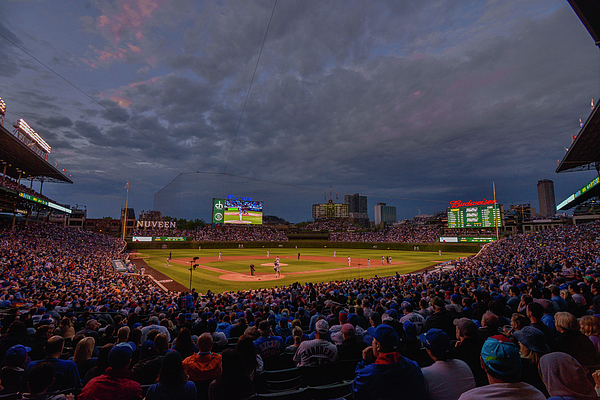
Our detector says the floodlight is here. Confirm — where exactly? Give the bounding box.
[13,119,51,153]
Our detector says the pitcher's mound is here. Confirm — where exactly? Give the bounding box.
[220,272,285,282]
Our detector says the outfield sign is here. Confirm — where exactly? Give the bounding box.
[447,200,501,228]
[136,220,177,229]
[132,236,152,242]
[153,237,186,241]
[212,198,225,223]
[440,236,495,243]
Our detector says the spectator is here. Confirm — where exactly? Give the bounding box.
[0,344,31,395]
[554,311,599,370]
[83,343,113,385]
[420,328,475,400]
[236,335,263,380]
[253,321,284,362]
[284,326,304,355]
[23,336,81,392]
[539,352,597,400]
[172,328,197,360]
[78,342,141,400]
[353,324,426,400]
[72,337,96,381]
[336,323,367,361]
[293,319,338,366]
[131,340,162,385]
[21,362,75,400]
[208,349,255,400]
[458,335,546,400]
[423,297,456,339]
[580,315,600,354]
[145,351,196,400]
[182,333,222,383]
[513,326,550,395]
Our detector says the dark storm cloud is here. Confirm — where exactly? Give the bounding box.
[1,1,598,221]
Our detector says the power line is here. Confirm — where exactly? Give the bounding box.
[176,170,450,204]
[224,0,278,173]
[0,32,198,173]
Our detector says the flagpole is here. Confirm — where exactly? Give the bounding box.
[123,182,129,241]
[493,181,499,241]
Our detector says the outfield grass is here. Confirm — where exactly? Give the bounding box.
[138,247,476,294]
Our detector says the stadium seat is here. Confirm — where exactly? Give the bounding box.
[264,353,295,371]
[267,376,303,392]
[336,359,360,381]
[299,363,341,387]
[306,381,353,400]
[254,387,307,400]
[255,367,301,394]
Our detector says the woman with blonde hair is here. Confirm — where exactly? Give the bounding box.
[55,317,75,339]
[555,311,599,370]
[514,326,550,395]
[579,315,600,353]
[72,336,96,379]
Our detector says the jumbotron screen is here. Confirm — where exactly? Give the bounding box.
[212,197,263,225]
[447,204,501,228]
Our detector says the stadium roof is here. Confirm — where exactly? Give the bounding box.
[556,96,600,173]
[569,0,600,48]
[0,124,72,184]
[556,1,600,173]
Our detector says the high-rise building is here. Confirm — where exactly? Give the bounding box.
[374,203,397,225]
[344,193,369,226]
[537,179,556,216]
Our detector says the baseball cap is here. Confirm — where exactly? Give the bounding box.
[141,340,157,354]
[481,335,521,376]
[149,316,159,324]
[341,323,355,334]
[387,309,398,320]
[372,324,399,349]
[108,342,135,369]
[453,318,478,337]
[513,326,550,354]
[315,319,329,334]
[419,328,451,356]
[5,344,31,362]
[402,321,417,341]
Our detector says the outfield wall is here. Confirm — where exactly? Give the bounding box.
[126,240,480,253]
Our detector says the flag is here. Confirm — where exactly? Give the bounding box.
[125,182,129,189]
[572,135,577,140]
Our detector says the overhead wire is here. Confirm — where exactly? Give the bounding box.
[223,0,278,173]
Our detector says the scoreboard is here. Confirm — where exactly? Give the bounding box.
[447,204,502,228]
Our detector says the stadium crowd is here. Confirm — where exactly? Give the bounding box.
[299,220,357,231]
[0,220,599,399]
[0,177,57,205]
[330,224,440,243]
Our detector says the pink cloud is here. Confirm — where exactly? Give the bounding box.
[110,94,132,108]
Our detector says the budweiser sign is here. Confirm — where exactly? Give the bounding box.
[449,199,497,208]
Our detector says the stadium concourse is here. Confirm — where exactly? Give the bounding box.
[0,220,599,399]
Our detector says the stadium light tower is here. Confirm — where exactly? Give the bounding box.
[189,256,199,291]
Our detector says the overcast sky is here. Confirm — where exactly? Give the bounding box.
[1,0,599,223]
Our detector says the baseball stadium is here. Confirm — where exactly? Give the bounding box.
[0,1,599,400]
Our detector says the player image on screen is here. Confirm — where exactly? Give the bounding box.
[223,199,263,224]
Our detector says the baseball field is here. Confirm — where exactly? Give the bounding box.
[137,247,475,294]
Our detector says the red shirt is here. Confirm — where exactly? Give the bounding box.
[79,368,142,400]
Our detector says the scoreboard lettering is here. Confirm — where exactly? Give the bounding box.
[447,204,501,228]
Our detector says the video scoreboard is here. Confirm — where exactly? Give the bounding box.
[212,195,263,225]
[447,203,502,228]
